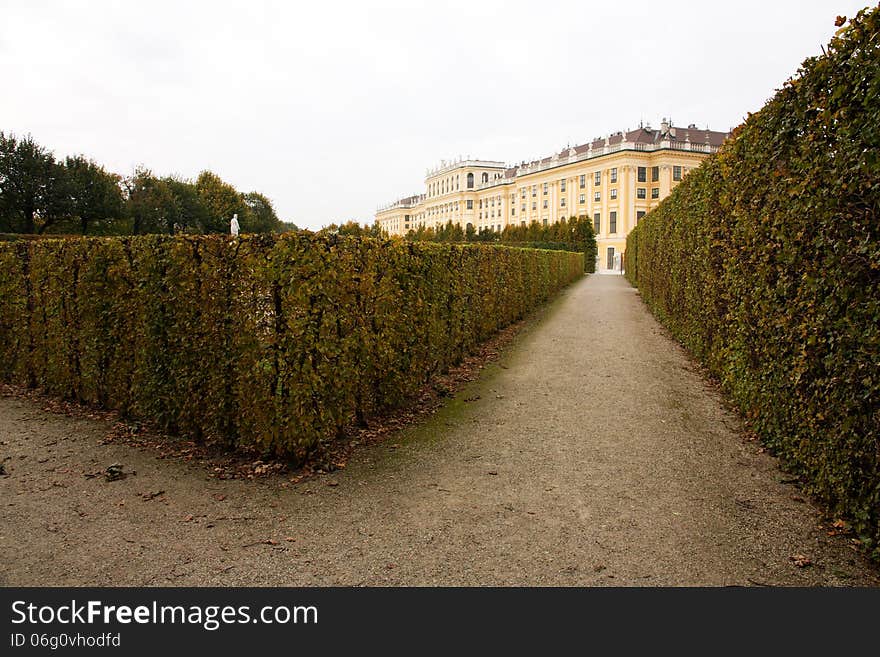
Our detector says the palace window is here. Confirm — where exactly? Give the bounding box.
[560,179,566,192]
[579,174,586,188]
[543,182,548,195]
[610,168,618,183]
[532,201,537,210]
[637,188,646,199]
[609,211,617,234]
[482,172,489,183]
[610,189,618,200]
[560,198,566,207]
[543,199,548,209]
[594,171,601,186]
[651,187,659,199]
[521,204,526,213]
[637,167,646,183]
[673,165,682,181]
[521,188,526,199]
[579,194,585,204]
[636,211,645,223]
[532,185,537,197]
[651,166,659,182]
[466,200,473,209]
[467,173,474,189]
[594,191,601,202]
[593,212,600,235]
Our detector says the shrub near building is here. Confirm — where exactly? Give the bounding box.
[0,234,583,460]
[626,8,880,557]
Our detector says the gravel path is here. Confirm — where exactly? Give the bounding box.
[1,274,877,586]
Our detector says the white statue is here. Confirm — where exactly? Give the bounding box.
[230,213,240,236]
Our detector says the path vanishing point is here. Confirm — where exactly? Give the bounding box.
[1,275,877,586]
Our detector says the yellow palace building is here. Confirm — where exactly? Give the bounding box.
[375,120,728,273]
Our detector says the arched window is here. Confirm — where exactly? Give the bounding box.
[481,172,489,183]
[467,173,474,189]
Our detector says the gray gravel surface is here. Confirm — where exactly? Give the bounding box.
[1,274,877,586]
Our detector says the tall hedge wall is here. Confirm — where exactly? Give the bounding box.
[0,234,583,459]
[626,8,880,556]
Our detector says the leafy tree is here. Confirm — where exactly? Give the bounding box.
[196,170,249,233]
[277,220,300,233]
[526,221,543,241]
[163,176,211,234]
[60,155,125,235]
[241,191,281,233]
[476,227,498,242]
[124,168,178,235]
[0,132,67,234]
[320,220,381,237]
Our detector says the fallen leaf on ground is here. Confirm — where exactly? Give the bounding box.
[790,554,812,568]
[243,539,280,548]
[832,519,849,530]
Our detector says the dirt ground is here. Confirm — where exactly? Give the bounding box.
[1,274,877,586]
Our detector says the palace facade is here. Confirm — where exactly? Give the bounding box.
[375,120,728,273]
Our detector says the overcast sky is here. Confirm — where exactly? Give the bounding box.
[1,0,869,230]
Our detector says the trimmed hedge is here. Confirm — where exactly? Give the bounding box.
[508,241,597,273]
[626,8,880,556]
[0,233,583,459]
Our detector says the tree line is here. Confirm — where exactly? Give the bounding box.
[0,131,296,236]
[398,216,597,272]
[402,215,596,245]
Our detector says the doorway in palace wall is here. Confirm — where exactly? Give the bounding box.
[606,247,615,271]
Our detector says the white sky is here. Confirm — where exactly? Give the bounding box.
[1,0,869,230]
